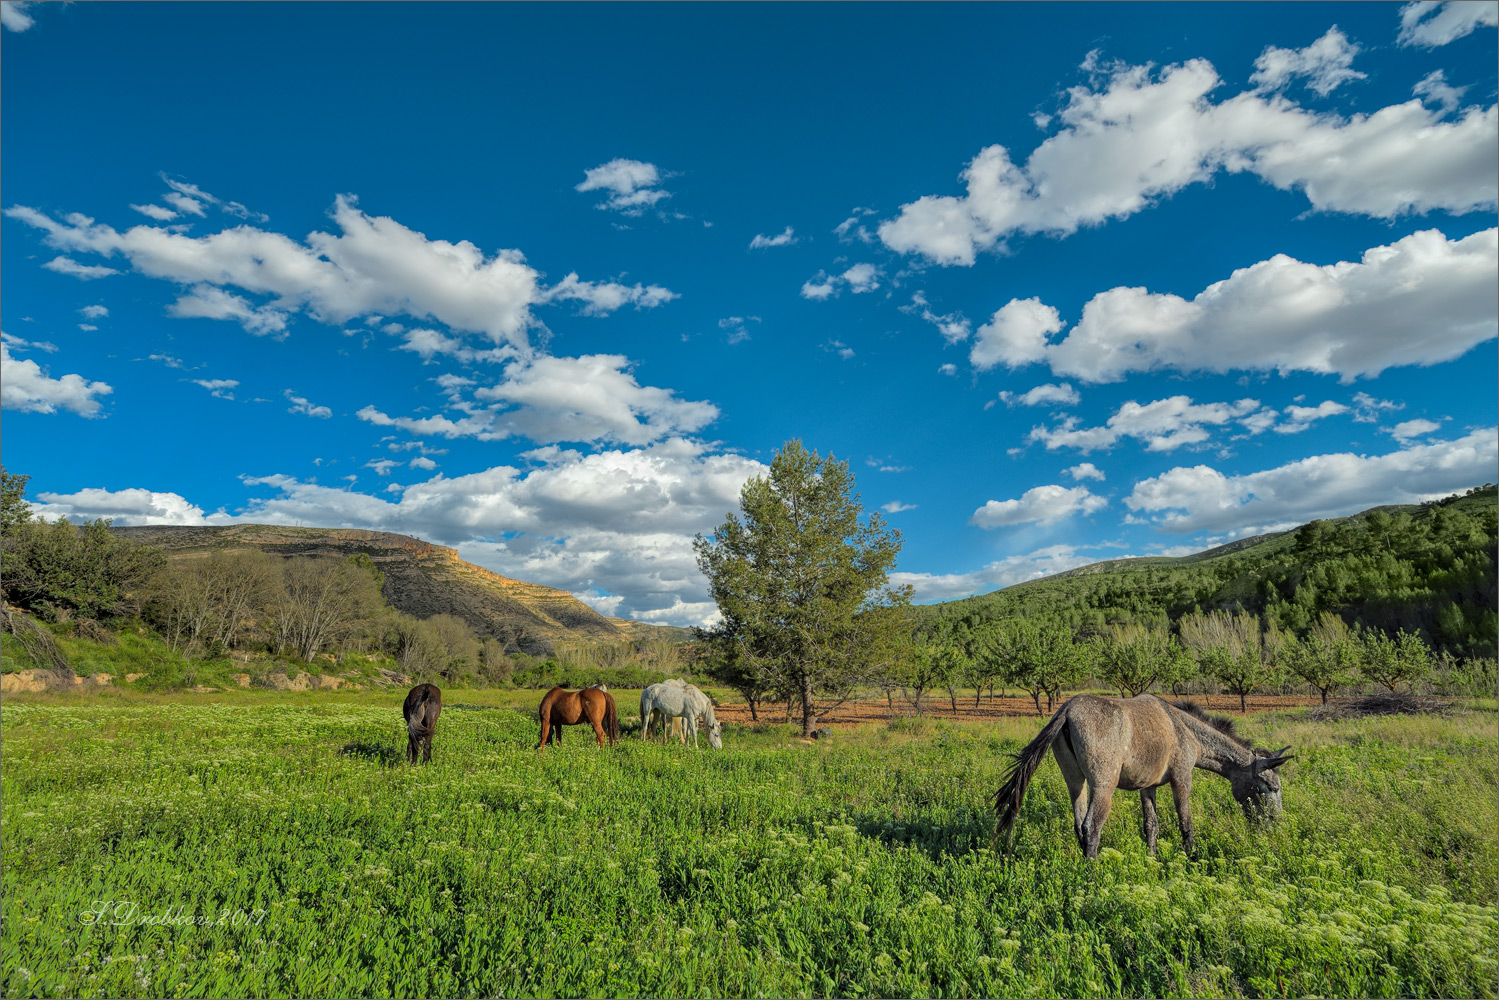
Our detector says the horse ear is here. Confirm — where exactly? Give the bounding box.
[1256,747,1293,771]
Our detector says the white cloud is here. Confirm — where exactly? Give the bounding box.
[41,256,120,280]
[409,456,438,471]
[575,159,670,213]
[1352,391,1404,423]
[284,389,332,419]
[1,1,36,31]
[998,382,1080,407]
[1250,27,1366,97]
[169,285,290,336]
[0,343,113,416]
[834,208,878,245]
[365,459,399,477]
[937,363,958,376]
[1390,418,1441,441]
[1066,462,1106,481]
[1,332,57,353]
[717,315,759,344]
[131,203,178,221]
[1029,396,1266,453]
[878,57,1497,265]
[1413,69,1469,114]
[542,273,678,316]
[6,195,673,349]
[191,378,239,400]
[902,291,971,344]
[32,488,227,525]
[749,226,797,249]
[163,192,206,217]
[1041,229,1497,383]
[799,263,883,299]
[1398,0,1498,47]
[1125,427,1498,535]
[892,544,1099,603]
[970,484,1107,527]
[79,305,109,320]
[823,340,855,360]
[361,353,718,447]
[1275,400,1349,434]
[881,501,918,513]
[970,298,1064,371]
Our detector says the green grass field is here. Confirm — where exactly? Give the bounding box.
[2,691,1495,999]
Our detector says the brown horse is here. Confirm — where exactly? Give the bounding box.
[537,686,619,749]
[994,694,1292,857]
[403,683,442,764]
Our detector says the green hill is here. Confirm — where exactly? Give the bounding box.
[917,484,1498,658]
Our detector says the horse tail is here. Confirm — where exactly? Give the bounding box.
[993,704,1071,850]
[407,685,433,739]
[605,694,620,745]
[639,690,651,739]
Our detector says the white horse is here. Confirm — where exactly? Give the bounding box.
[640,679,722,749]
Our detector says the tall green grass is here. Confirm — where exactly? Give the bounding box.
[2,694,1494,998]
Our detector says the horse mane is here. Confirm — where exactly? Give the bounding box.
[1170,699,1255,750]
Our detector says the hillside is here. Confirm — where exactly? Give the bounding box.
[111,524,686,655]
[917,485,1498,657]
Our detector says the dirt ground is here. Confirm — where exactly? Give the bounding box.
[714,692,1324,729]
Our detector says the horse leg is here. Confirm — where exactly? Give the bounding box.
[1052,732,1089,853]
[1140,786,1160,854]
[537,715,552,751]
[423,732,433,764]
[1169,774,1195,855]
[1081,778,1118,859]
[591,708,607,747]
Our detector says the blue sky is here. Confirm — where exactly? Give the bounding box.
[2,2,1496,627]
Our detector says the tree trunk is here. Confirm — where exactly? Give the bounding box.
[974,687,982,707]
[1319,687,1329,705]
[1239,690,1248,713]
[1031,691,1043,716]
[886,690,894,711]
[747,695,759,721]
[800,672,816,737]
[947,685,957,713]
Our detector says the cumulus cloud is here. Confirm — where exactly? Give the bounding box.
[131,203,178,221]
[1390,418,1441,441]
[971,298,1065,371]
[1,1,37,31]
[1352,391,1404,423]
[1397,0,1498,47]
[1029,396,1267,453]
[1275,400,1349,434]
[1066,462,1106,481]
[1413,69,1469,114]
[42,256,120,280]
[879,56,1497,265]
[191,378,239,400]
[79,305,109,320]
[1125,427,1498,536]
[901,291,971,345]
[1037,229,1497,383]
[0,342,113,416]
[970,484,1107,527]
[575,159,670,213]
[1250,27,1366,96]
[360,353,718,447]
[749,226,797,249]
[892,544,1100,603]
[284,389,332,419]
[998,383,1080,408]
[31,438,766,624]
[799,263,883,299]
[937,363,958,376]
[5,194,674,347]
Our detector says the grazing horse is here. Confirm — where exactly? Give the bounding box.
[640,680,722,749]
[994,694,1292,857]
[536,686,619,749]
[403,683,442,764]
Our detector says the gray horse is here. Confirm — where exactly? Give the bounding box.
[994,694,1292,857]
[640,680,723,749]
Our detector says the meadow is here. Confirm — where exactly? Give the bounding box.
[2,690,1496,999]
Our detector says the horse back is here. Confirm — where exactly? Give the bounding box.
[1064,695,1177,790]
[404,683,441,732]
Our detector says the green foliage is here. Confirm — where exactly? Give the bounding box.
[1,518,165,623]
[1095,624,1194,698]
[0,466,32,537]
[695,440,910,735]
[920,486,1498,659]
[975,617,1088,716]
[1180,611,1284,713]
[1358,627,1434,692]
[1284,613,1360,704]
[1,699,1494,998]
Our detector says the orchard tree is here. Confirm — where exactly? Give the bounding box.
[1180,610,1283,712]
[1285,612,1359,704]
[1358,626,1433,692]
[1097,624,1193,698]
[694,440,910,737]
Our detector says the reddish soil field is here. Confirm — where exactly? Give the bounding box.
[714,693,1323,729]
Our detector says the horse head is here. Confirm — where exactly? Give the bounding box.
[706,719,723,749]
[1228,745,1293,822]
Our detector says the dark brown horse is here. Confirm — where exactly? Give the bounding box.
[537,686,619,749]
[994,694,1293,857]
[403,683,442,763]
